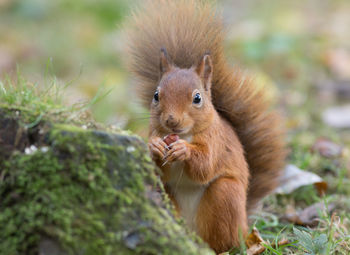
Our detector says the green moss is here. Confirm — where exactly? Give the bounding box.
[0,110,213,255]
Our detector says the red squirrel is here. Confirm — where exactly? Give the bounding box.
[126,0,286,253]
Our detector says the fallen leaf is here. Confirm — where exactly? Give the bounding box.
[315,79,350,101]
[311,138,343,158]
[322,105,350,129]
[246,227,265,247]
[246,227,266,255]
[246,244,265,255]
[272,238,290,247]
[274,164,327,195]
[314,181,328,196]
[284,202,335,227]
[245,228,290,255]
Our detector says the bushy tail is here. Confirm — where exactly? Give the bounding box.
[125,0,286,211]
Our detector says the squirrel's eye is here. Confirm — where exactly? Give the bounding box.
[154,91,159,102]
[193,93,201,104]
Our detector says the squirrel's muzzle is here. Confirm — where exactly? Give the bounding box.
[165,114,181,129]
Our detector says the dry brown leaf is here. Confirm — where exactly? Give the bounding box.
[245,228,290,255]
[272,238,290,247]
[245,227,264,248]
[314,181,328,196]
[311,138,343,158]
[284,202,335,227]
[245,227,266,255]
[246,244,265,255]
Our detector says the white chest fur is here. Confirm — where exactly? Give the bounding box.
[166,134,207,231]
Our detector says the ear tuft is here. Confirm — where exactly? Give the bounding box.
[160,48,172,77]
[195,54,213,91]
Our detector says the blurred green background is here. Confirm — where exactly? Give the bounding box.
[0,0,350,140]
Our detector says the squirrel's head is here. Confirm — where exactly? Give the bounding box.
[150,48,215,135]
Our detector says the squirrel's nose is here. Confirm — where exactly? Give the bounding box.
[166,115,180,128]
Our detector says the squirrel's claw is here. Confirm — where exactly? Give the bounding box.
[165,139,190,162]
[148,137,167,160]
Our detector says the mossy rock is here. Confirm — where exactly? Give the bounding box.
[0,108,213,255]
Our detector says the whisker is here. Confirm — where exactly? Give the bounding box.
[129,116,158,121]
[174,168,184,194]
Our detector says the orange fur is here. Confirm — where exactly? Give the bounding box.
[125,0,286,253]
[196,177,248,253]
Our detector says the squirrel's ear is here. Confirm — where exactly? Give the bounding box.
[195,54,213,91]
[160,48,172,77]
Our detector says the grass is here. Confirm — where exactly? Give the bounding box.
[1,0,350,254]
[0,74,63,113]
[0,70,112,128]
[256,144,349,255]
[241,132,350,254]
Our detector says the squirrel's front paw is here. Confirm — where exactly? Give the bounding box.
[165,139,191,162]
[148,137,167,161]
